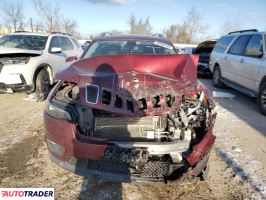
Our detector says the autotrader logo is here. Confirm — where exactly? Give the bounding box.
[0,188,54,199]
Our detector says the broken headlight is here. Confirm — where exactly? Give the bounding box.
[45,100,72,121]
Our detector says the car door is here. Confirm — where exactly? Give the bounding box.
[226,35,251,84]
[48,36,66,73]
[236,34,263,91]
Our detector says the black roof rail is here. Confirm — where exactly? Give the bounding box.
[98,32,113,37]
[152,33,165,38]
[14,31,30,33]
[228,29,258,34]
[50,31,72,36]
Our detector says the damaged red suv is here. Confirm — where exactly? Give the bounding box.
[44,34,216,183]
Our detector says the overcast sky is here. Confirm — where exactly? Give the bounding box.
[1,0,265,39]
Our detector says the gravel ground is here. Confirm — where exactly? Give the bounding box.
[0,78,265,200]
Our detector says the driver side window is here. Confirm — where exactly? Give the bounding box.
[49,36,61,51]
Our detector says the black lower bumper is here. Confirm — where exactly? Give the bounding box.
[49,153,189,183]
[197,63,212,75]
[0,82,33,93]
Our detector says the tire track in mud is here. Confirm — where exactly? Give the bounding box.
[0,128,44,185]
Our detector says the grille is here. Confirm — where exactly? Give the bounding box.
[87,159,170,178]
[87,159,130,175]
[86,84,99,104]
[140,161,170,177]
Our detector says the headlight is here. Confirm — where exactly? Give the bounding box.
[45,100,72,121]
[1,57,30,65]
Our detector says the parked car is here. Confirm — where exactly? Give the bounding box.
[81,40,91,50]
[0,31,83,100]
[194,40,217,76]
[209,29,266,114]
[44,34,216,184]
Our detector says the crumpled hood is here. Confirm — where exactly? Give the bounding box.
[56,54,199,116]
[0,47,42,55]
[56,54,198,86]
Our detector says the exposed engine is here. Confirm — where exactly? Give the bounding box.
[52,82,214,159]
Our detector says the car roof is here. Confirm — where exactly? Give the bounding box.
[225,29,266,36]
[5,32,49,36]
[4,31,74,37]
[94,34,172,44]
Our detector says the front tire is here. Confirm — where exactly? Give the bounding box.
[257,82,266,115]
[35,69,50,101]
[213,66,223,88]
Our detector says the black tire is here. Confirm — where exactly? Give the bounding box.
[257,82,266,115]
[213,66,224,88]
[199,162,210,181]
[35,69,50,101]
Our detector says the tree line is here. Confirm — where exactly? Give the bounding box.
[0,0,80,38]
[0,1,244,42]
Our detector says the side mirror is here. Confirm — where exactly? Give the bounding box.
[50,47,62,53]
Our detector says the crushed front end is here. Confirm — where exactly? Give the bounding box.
[44,54,216,183]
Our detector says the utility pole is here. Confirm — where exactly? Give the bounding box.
[30,17,33,32]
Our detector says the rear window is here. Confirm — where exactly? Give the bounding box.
[213,36,235,53]
[71,37,81,49]
[60,37,74,51]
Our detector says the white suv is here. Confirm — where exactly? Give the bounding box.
[209,29,266,115]
[0,32,83,100]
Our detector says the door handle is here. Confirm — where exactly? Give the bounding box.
[224,56,227,60]
[240,58,244,63]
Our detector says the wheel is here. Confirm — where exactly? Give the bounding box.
[213,66,224,88]
[35,69,50,101]
[199,162,210,181]
[257,82,266,115]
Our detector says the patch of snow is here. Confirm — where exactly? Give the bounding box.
[212,91,236,99]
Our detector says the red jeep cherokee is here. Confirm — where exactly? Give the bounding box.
[44,34,216,183]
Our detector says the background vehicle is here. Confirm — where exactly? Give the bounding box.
[79,40,92,50]
[44,34,216,183]
[183,47,196,54]
[0,31,83,100]
[209,29,266,114]
[173,43,197,54]
[194,40,217,76]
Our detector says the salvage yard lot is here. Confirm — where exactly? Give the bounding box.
[0,78,265,200]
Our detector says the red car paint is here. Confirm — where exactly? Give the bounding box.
[44,35,216,183]
[56,54,199,117]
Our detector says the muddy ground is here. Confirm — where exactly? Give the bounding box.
[0,78,265,200]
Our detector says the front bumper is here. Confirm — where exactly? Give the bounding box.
[44,112,216,183]
[0,74,31,92]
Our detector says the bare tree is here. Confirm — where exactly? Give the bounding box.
[163,7,207,43]
[164,25,178,43]
[219,18,245,36]
[178,7,208,43]
[1,1,25,32]
[62,17,78,35]
[127,14,152,34]
[176,25,191,43]
[33,0,60,32]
